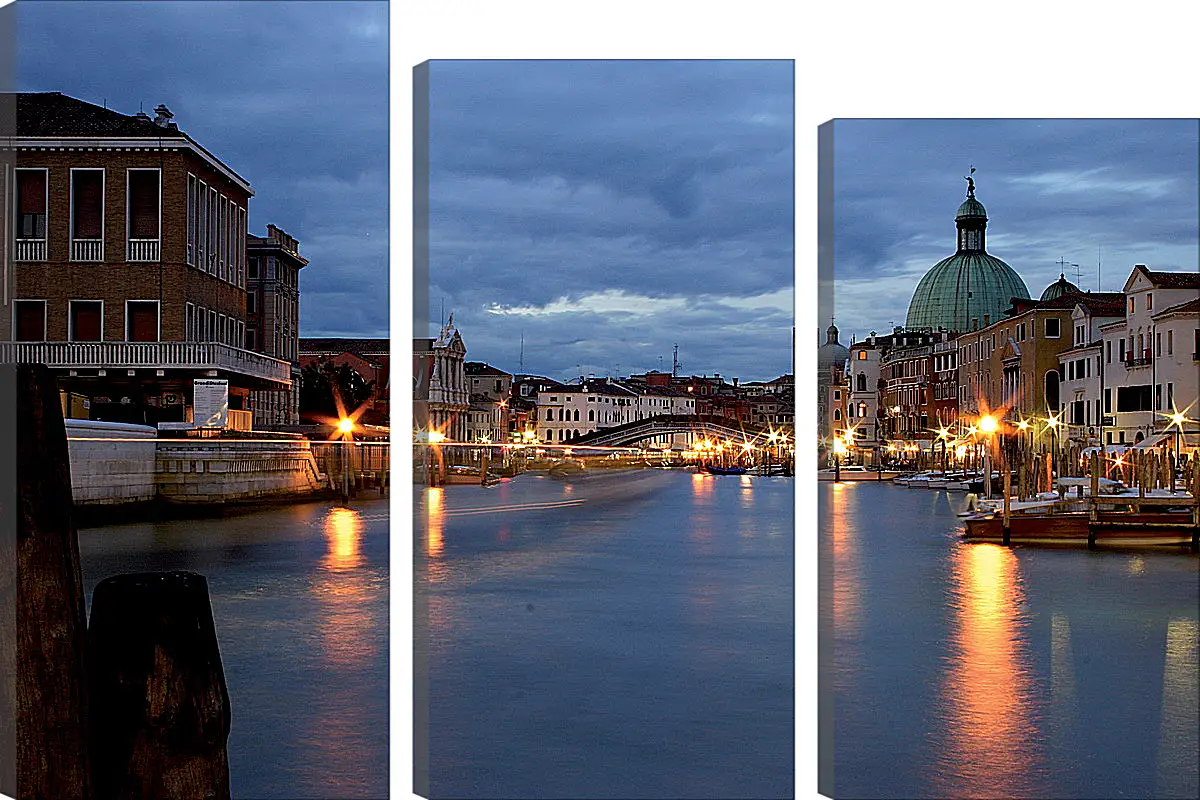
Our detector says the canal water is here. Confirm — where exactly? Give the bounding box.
[821,481,1200,800]
[78,497,390,800]
[415,469,794,799]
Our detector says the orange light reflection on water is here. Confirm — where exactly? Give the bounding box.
[305,505,377,793]
[932,543,1043,798]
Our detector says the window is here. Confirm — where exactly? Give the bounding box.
[545,409,553,421]
[857,350,867,360]
[1116,385,1152,412]
[185,303,195,340]
[1119,339,1126,361]
[125,301,159,342]
[1106,340,1112,363]
[198,181,208,269]
[1167,330,1173,355]
[588,409,594,422]
[1129,297,1135,313]
[266,256,277,280]
[1168,383,1174,407]
[15,169,47,240]
[573,409,579,421]
[248,257,259,280]
[13,300,46,341]
[1104,388,1112,413]
[1156,332,1161,357]
[1155,384,1162,410]
[70,169,104,241]
[834,390,841,401]
[69,300,103,342]
[1045,318,1061,338]
[127,169,161,245]
[833,409,841,421]
[1146,293,1153,310]
[187,175,197,265]
[246,327,257,350]
[247,290,257,315]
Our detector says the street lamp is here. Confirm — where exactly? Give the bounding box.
[978,414,999,498]
[1044,411,1062,479]
[833,437,847,482]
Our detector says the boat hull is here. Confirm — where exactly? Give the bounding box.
[964,512,1198,547]
[817,470,901,482]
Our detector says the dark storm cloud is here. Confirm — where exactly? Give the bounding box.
[428,60,795,382]
[832,118,1198,344]
[18,0,389,337]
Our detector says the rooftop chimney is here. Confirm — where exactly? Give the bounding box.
[152,103,174,128]
[133,111,152,124]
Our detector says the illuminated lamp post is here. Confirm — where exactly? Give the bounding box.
[427,429,446,487]
[1167,408,1189,492]
[833,437,847,482]
[978,414,998,499]
[1044,412,1062,481]
[936,426,951,475]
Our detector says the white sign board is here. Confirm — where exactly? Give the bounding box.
[193,379,229,428]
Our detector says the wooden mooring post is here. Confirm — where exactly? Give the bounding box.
[5,364,232,800]
[88,572,231,800]
[10,363,93,799]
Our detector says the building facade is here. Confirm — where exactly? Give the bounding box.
[1,92,289,426]
[1098,266,1199,448]
[247,224,306,426]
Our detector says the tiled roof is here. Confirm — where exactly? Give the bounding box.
[1154,297,1200,317]
[464,362,513,376]
[300,338,390,356]
[1144,270,1200,289]
[14,92,187,138]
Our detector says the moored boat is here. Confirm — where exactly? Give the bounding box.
[818,466,902,482]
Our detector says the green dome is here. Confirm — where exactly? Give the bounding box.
[1040,273,1080,301]
[906,180,1031,331]
[906,252,1030,330]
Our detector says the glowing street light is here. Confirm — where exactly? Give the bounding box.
[978,415,998,435]
[426,430,446,444]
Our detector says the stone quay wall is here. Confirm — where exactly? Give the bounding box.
[65,420,158,505]
[63,423,328,507]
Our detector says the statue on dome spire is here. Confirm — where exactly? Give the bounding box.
[964,165,976,197]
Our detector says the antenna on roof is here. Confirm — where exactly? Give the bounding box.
[1097,245,1102,293]
[519,330,524,372]
[672,343,680,377]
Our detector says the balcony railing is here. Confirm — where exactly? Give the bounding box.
[71,239,104,262]
[0,340,292,385]
[127,239,161,262]
[1124,355,1152,368]
[14,239,46,261]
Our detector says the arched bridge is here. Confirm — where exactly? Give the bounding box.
[567,415,773,448]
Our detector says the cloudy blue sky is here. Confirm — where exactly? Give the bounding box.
[426,60,795,384]
[17,0,389,338]
[831,119,1199,346]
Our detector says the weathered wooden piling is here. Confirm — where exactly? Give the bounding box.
[11,363,93,800]
[88,571,231,800]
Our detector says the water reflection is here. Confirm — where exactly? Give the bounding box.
[1156,619,1200,799]
[932,544,1043,798]
[426,488,445,558]
[324,507,364,571]
[303,506,381,795]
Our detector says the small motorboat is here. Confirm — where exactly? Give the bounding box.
[548,458,587,478]
[441,465,501,486]
[704,464,748,475]
[818,466,902,482]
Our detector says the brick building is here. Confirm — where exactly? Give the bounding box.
[0,92,290,426]
[300,337,390,426]
[247,224,307,426]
